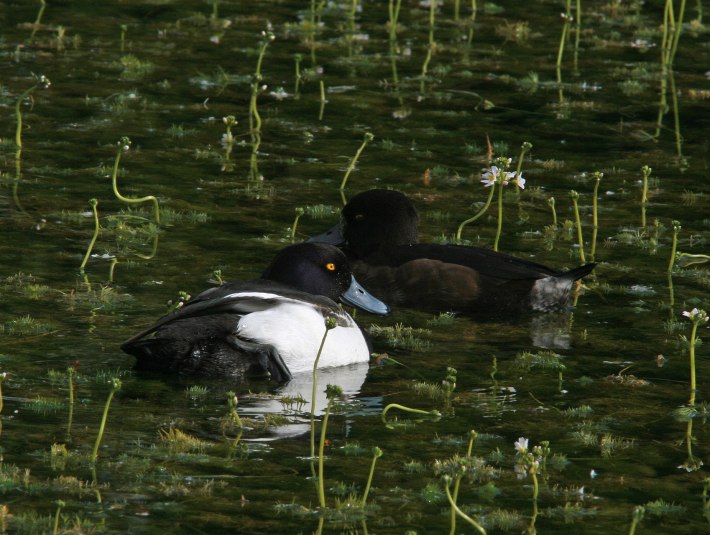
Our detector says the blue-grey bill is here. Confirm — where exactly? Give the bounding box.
[341,275,390,315]
[307,222,345,245]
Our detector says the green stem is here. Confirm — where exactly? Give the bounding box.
[668,221,681,273]
[548,197,557,226]
[493,176,504,252]
[456,183,495,241]
[628,506,645,535]
[444,480,487,534]
[91,379,122,464]
[513,142,531,182]
[361,447,383,507]
[388,0,402,42]
[573,0,581,73]
[339,132,374,192]
[640,166,650,227]
[317,398,332,509]
[668,68,684,163]
[52,500,64,535]
[467,0,478,46]
[15,84,38,149]
[381,403,440,429]
[419,0,436,94]
[570,190,586,263]
[689,321,698,406]
[669,0,687,66]
[79,199,100,275]
[318,79,326,121]
[28,0,47,44]
[294,54,302,97]
[591,172,602,262]
[291,208,305,242]
[556,1,572,103]
[450,431,477,534]
[310,320,335,459]
[67,366,75,441]
[111,138,160,224]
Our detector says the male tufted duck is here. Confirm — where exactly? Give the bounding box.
[310,189,595,315]
[121,242,389,382]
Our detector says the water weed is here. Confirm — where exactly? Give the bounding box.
[110,137,160,224]
[339,132,375,194]
[14,74,50,149]
[90,378,121,464]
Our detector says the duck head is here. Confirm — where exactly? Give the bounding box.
[261,242,390,315]
[310,189,419,258]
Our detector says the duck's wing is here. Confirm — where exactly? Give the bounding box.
[123,315,293,382]
[121,279,342,347]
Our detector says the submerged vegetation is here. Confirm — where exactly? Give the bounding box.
[0,0,709,533]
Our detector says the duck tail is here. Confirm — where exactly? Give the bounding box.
[561,263,596,282]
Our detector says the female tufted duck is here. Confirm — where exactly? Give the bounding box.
[310,189,595,315]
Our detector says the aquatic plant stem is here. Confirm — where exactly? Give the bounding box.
[0,372,5,437]
[591,172,602,262]
[573,0,581,73]
[294,54,302,97]
[249,31,274,135]
[79,199,100,275]
[569,190,586,263]
[668,220,681,273]
[669,0,687,65]
[66,365,76,441]
[91,378,122,464]
[456,183,495,241]
[388,0,402,42]
[28,0,47,44]
[685,312,706,407]
[361,447,383,508]
[556,1,572,102]
[15,75,51,149]
[529,468,540,532]
[450,430,477,535]
[513,142,531,181]
[640,166,651,227]
[310,319,336,460]
[381,403,440,429]
[226,391,243,429]
[668,69,684,163]
[339,132,374,193]
[628,505,645,535]
[548,197,557,226]
[120,24,128,52]
[291,207,305,242]
[419,0,436,95]
[443,477,487,534]
[467,0,478,46]
[52,500,64,535]
[111,137,160,224]
[493,176,504,252]
[316,395,333,508]
[318,79,326,121]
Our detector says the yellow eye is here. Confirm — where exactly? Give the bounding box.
[326,263,336,271]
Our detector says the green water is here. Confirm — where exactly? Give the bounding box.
[1,0,710,533]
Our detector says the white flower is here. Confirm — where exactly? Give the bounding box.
[481,166,500,187]
[683,308,709,322]
[514,173,526,189]
[514,437,528,454]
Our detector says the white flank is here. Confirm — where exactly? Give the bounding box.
[530,276,572,312]
[235,297,370,375]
